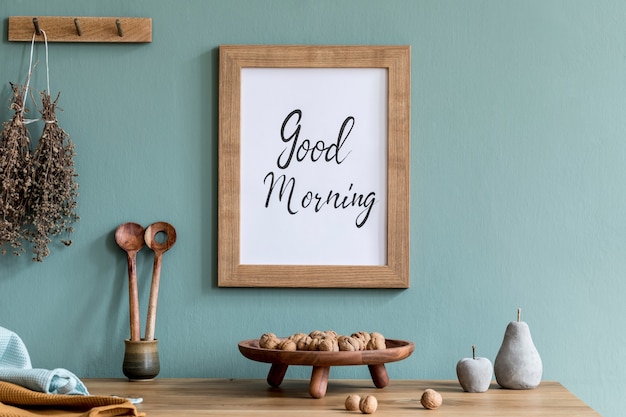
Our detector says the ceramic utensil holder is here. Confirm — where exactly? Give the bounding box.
[123,339,160,381]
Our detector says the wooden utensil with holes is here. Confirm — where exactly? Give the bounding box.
[144,222,177,341]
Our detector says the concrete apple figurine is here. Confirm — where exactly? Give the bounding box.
[456,345,493,392]
[494,308,542,389]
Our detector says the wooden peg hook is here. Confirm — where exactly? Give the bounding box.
[74,19,82,36]
[32,17,41,36]
[116,19,123,37]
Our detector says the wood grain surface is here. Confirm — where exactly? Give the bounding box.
[83,379,601,416]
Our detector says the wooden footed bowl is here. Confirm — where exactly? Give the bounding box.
[238,338,414,398]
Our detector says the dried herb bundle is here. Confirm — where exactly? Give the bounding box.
[25,91,79,261]
[0,84,33,255]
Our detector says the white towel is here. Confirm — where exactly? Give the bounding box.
[0,326,31,369]
[0,326,89,395]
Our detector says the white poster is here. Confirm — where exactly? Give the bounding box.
[239,68,388,265]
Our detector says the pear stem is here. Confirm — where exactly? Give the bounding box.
[472,345,476,360]
[517,308,521,322]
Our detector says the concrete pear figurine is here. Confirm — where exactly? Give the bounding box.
[494,308,542,389]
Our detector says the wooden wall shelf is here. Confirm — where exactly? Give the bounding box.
[8,16,152,43]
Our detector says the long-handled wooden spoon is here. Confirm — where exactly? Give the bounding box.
[144,222,177,341]
[114,222,145,341]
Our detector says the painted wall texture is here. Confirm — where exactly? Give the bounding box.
[0,1,623,415]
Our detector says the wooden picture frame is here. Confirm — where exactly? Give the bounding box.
[218,45,410,288]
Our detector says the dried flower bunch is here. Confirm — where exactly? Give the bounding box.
[0,85,79,261]
[0,84,33,256]
[25,91,79,261]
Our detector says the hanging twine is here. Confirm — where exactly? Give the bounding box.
[21,29,53,124]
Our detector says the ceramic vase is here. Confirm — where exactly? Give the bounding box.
[122,339,160,381]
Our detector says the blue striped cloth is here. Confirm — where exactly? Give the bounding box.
[0,326,89,395]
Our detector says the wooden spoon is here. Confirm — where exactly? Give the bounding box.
[144,222,177,341]
[115,222,145,341]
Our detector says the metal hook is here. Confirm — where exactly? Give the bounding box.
[74,18,82,36]
[32,17,41,36]
[115,19,124,37]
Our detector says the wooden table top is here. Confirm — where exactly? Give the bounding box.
[83,378,601,416]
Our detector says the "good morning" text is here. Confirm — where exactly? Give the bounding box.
[262,109,377,228]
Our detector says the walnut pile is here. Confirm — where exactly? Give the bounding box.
[258,330,386,351]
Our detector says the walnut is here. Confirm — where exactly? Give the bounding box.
[344,394,361,411]
[351,331,371,349]
[288,332,308,342]
[296,335,312,351]
[307,337,322,351]
[324,330,338,338]
[309,330,325,339]
[350,335,367,350]
[366,332,386,350]
[318,337,339,351]
[278,339,297,351]
[359,395,378,414]
[352,331,370,341]
[370,331,384,340]
[338,336,361,351]
[259,333,280,349]
[420,388,443,410]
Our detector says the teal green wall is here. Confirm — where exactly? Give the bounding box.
[0,1,623,415]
